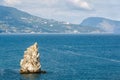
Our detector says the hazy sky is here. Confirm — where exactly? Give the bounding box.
[0,0,120,24]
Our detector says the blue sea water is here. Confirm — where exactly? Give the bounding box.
[0,34,120,80]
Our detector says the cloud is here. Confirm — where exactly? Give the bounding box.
[0,0,119,24]
[67,0,92,10]
[3,0,21,6]
[100,20,114,33]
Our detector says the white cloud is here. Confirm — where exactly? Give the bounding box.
[68,0,92,10]
[3,0,21,6]
[0,0,119,24]
[100,20,114,33]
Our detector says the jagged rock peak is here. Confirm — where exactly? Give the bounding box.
[20,42,41,74]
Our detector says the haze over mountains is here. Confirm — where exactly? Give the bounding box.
[0,6,120,34]
[81,17,120,33]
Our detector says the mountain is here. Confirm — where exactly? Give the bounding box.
[0,6,120,34]
[80,17,120,33]
[0,6,103,34]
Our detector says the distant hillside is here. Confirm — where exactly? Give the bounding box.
[80,17,120,33]
[0,6,112,34]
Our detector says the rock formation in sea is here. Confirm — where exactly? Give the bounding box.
[20,42,41,73]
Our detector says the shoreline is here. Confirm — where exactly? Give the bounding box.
[0,33,120,36]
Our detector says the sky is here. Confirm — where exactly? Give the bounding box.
[0,0,120,24]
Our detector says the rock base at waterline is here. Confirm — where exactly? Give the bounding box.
[20,70,46,74]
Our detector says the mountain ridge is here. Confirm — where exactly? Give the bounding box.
[0,5,120,34]
[80,17,120,33]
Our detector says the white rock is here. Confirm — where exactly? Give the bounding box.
[20,42,41,73]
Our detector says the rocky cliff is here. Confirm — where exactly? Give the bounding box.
[20,42,41,73]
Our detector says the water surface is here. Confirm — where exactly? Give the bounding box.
[0,34,120,80]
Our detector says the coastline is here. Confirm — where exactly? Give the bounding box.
[0,33,120,36]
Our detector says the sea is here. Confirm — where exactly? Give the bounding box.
[0,34,120,80]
